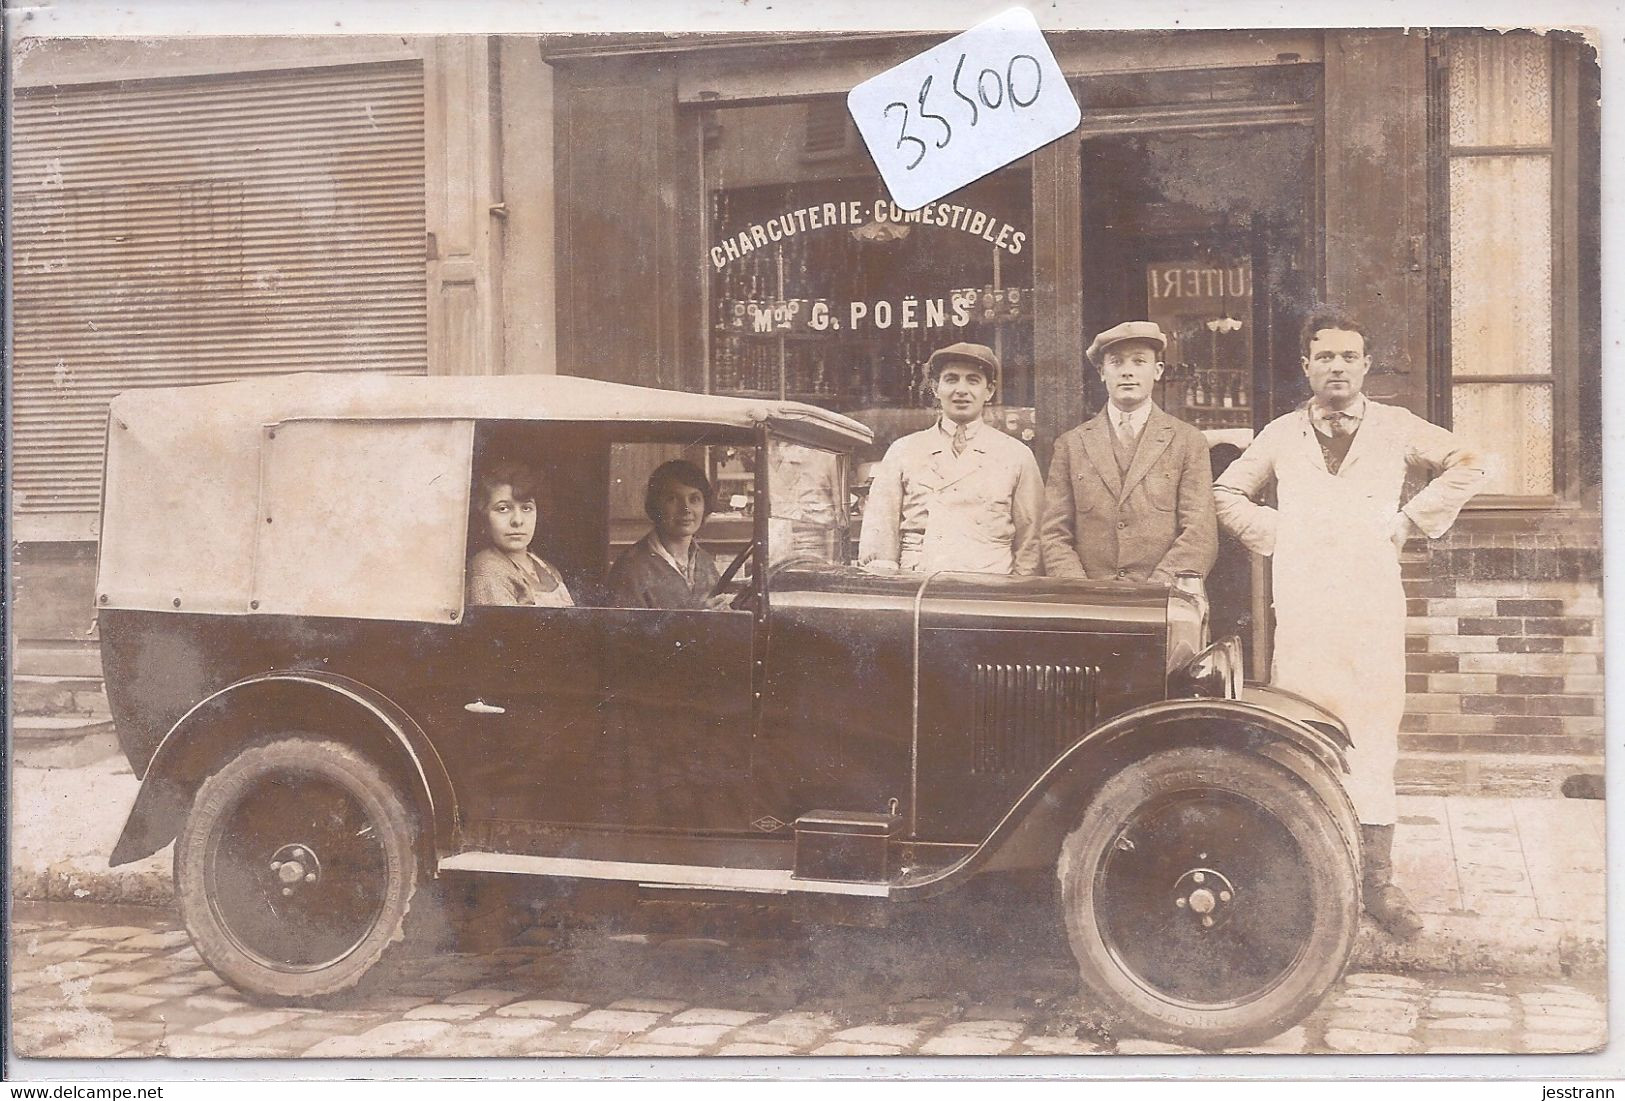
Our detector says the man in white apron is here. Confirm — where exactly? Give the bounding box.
[859,342,1043,576]
[1213,308,1485,938]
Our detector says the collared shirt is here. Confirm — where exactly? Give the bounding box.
[1310,393,1368,437]
[606,531,723,610]
[647,532,701,585]
[937,416,984,457]
[1108,401,1153,441]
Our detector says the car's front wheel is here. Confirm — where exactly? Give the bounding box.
[1058,745,1359,1049]
[175,738,422,1002]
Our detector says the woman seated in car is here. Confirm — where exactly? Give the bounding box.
[608,459,729,610]
[467,460,575,608]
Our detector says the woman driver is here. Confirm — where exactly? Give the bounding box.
[607,459,728,610]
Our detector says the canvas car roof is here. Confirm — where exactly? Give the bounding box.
[105,372,874,451]
[96,372,869,622]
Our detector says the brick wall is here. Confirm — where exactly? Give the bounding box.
[1400,523,1604,794]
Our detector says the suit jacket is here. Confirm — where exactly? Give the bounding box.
[858,419,1043,575]
[1040,403,1218,583]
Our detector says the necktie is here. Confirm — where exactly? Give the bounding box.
[1119,414,1137,442]
[952,423,968,458]
[1324,411,1353,437]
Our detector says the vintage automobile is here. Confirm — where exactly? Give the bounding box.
[98,373,1360,1048]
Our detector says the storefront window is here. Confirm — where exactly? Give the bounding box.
[1077,107,1317,431]
[701,99,1036,471]
[1145,258,1256,432]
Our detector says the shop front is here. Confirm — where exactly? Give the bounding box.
[8,27,1599,791]
[549,28,1601,790]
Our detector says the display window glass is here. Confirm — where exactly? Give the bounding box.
[701,98,1037,471]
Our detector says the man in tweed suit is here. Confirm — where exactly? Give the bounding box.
[1041,321,1217,583]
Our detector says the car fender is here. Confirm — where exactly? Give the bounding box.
[1238,682,1351,749]
[109,670,458,867]
[893,696,1354,898]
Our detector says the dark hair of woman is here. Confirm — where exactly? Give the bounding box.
[468,460,541,552]
[643,459,714,525]
[474,460,540,507]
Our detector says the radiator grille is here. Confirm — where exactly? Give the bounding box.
[970,664,1099,775]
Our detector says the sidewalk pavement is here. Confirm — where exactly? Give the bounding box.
[9,749,1607,977]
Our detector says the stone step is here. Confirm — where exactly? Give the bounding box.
[12,715,122,770]
[1397,752,1602,800]
[13,643,104,680]
[11,675,109,717]
[13,714,116,743]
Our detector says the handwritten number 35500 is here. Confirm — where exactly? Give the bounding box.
[885,53,1043,170]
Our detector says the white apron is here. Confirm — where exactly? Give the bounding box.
[1268,420,1408,826]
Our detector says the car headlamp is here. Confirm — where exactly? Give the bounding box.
[1178,635,1243,700]
[1165,571,1210,674]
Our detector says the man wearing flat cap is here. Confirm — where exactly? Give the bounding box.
[859,341,1043,575]
[1040,321,1217,583]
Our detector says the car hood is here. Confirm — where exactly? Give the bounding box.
[770,564,1168,633]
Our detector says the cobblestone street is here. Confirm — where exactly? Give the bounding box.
[10,899,1608,1060]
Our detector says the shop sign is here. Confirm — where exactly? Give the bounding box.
[710,197,1026,270]
[727,288,1029,334]
[1146,261,1254,305]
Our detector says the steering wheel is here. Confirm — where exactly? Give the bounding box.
[711,541,758,609]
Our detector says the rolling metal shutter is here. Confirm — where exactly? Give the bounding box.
[11,61,428,526]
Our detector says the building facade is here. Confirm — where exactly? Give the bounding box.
[9,28,1602,791]
[11,34,555,675]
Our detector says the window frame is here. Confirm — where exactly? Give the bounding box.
[1428,31,1586,508]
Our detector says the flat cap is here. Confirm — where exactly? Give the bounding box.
[1087,321,1166,367]
[927,341,1000,381]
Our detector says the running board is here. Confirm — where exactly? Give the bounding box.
[438,851,891,897]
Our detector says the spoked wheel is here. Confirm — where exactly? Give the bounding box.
[175,739,421,1002]
[1059,746,1358,1048]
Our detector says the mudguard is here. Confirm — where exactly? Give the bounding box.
[892,694,1355,898]
[1239,683,1352,749]
[109,670,458,867]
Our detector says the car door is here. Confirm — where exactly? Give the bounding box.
[440,604,608,825]
[445,602,757,833]
[590,606,757,832]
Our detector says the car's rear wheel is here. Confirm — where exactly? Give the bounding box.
[1058,745,1358,1049]
[175,738,421,1002]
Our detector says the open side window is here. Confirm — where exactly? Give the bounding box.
[467,421,759,610]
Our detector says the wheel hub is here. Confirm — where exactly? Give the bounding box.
[269,843,322,898]
[1172,857,1236,930]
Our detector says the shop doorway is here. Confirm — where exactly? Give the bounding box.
[1077,81,1319,667]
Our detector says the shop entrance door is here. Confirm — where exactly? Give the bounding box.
[1078,104,1319,669]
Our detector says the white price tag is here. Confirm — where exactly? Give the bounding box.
[847,8,1080,211]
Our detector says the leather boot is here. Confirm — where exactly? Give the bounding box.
[1361,824,1424,940]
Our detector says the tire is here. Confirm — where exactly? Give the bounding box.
[1058,745,1359,1049]
[175,738,422,1002]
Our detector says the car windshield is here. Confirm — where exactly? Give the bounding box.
[766,438,849,567]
